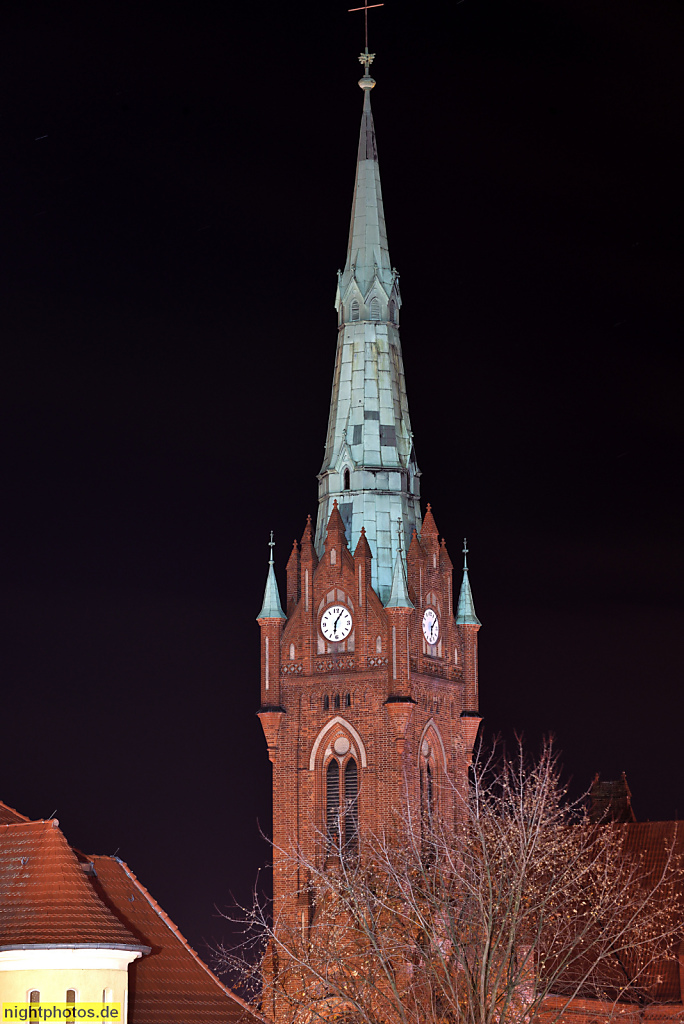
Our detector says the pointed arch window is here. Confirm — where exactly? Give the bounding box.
[389,300,397,323]
[350,300,360,322]
[342,467,350,491]
[326,760,340,844]
[344,758,359,853]
[370,297,381,320]
[420,739,436,835]
[326,755,359,854]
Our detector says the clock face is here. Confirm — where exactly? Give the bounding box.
[320,604,353,642]
[422,608,440,645]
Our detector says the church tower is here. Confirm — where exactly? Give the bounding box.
[257,53,482,960]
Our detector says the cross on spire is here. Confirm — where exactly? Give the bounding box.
[348,0,384,56]
[462,537,469,569]
[269,530,275,566]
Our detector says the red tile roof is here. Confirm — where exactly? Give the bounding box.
[87,855,261,1024]
[622,821,684,1003]
[623,821,684,877]
[0,801,30,826]
[0,820,145,949]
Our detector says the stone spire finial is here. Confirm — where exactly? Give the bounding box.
[358,50,376,90]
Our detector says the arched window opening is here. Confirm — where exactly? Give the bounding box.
[370,297,381,320]
[420,744,436,836]
[323,694,329,711]
[350,300,360,322]
[326,753,360,856]
[344,758,359,853]
[389,300,396,323]
[334,693,341,710]
[326,760,340,846]
[376,635,382,654]
[345,693,351,707]
[342,467,350,490]
[29,993,40,1005]
[330,547,337,565]
[289,643,295,660]
[66,991,76,1005]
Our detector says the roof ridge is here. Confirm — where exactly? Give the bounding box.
[0,818,58,831]
[92,855,267,1020]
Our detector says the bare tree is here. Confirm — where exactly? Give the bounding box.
[219,741,682,1024]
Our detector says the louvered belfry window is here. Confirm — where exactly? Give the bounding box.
[344,758,359,853]
[420,758,435,829]
[326,760,340,844]
[327,756,359,854]
[350,300,360,321]
[370,297,380,320]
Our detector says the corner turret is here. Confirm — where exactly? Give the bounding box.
[456,539,481,715]
[455,538,481,625]
[257,534,286,762]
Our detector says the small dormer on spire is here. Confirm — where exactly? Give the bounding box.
[386,520,414,609]
[456,538,481,625]
[257,532,286,620]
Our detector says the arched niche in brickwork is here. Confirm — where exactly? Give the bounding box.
[309,716,368,770]
[317,589,355,616]
[418,718,447,772]
[419,719,447,825]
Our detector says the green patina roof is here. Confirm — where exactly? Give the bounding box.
[257,535,286,621]
[456,565,480,625]
[315,66,422,605]
[385,545,414,610]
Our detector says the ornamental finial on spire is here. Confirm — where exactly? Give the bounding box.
[358,50,377,90]
[462,536,469,569]
[348,0,384,52]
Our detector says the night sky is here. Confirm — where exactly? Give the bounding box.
[1,0,682,967]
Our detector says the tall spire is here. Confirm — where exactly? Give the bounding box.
[342,56,390,299]
[456,538,481,625]
[257,533,286,620]
[316,57,421,604]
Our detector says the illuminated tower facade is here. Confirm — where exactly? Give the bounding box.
[256,54,482,989]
